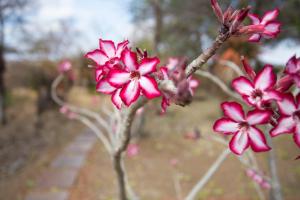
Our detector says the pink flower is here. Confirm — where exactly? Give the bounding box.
[107,49,161,106]
[126,143,139,157]
[59,106,68,114]
[188,77,200,96]
[213,102,272,155]
[246,9,281,42]
[283,55,300,88]
[170,158,179,167]
[261,181,271,190]
[85,39,128,67]
[232,65,282,109]
[58,60,72,73]
[270,93,300,148]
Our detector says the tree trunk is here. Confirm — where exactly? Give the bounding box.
[151,0,163,54]
[0,44,6,125]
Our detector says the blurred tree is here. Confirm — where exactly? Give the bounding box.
[131,0,300,60]
[0,0,32,125]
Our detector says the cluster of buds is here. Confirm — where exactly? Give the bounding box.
[211,0,281,42]
[246,169,271,190]
[59,106,78,120]
[214,55,300,155]
[126,143,139,158]
[159,57,200,113]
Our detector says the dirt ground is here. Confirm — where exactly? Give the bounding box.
[69,95,300,200]
[0,87,85,200]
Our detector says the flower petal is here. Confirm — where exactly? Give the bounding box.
[285,55,298,74]
[254,65,276,90]
[111,89,123,109]
[248,13,260,25]
[99,39,116,58]
[221,102,245,122]
[121,49,138,71]
[213,118,239,134]
[232,77,254,96]
[229,131,249,155]
[263,22,281,37]
[139,76,161,99]
[270,116,295,137]
[161,96,170,114]
[263,89,283,101]
[107,69,130,87]
[246,110,272,125]
[120,80,140,106]
[95,66,104,82]
[248,34,261,42]
[261,8,279,25]
[277,93,297,116]
[96,79,116,94]
[85,49,108,66]
[138,57,160,75]
[294,124,300,148]
[248,127,271,152]
[115,40,129,57]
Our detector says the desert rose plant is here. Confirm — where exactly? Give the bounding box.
[51,1,300,200]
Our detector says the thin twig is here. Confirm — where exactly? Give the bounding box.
[185,148,231,200]
[195,70,242,101]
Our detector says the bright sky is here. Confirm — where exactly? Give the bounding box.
[22,0,300,65]
[35,0,133,50]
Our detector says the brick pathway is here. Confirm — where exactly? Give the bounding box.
[25,130,97,200]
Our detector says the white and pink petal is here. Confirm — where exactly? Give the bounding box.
[85,49,108,66]
[229,131,250,155]
[246,110,272,125]
[138,57,160,75]
[261,8,279,25]
[254,65,276,90]
[232,77,254,96]
[96,79,116,94]
[213,118,239,134]
[139,76,161,99]
[248,127,271,152]
[277,93,297,116]
[99,39,116,58]
[115,40,129,57]
[121,49,138,71]
[120,80,141,106]
[270,116,295,137]
[221,102,245,122]
[107,69,130,87]
[111,89,123,109]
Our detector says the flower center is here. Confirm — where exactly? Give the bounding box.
[130,71,141,80]
[293,110,300,122]
[251,89,263,101]
[238,121,249,132]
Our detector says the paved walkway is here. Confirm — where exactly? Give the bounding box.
[25,130,97,200]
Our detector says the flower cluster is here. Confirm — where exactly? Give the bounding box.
[211,0,281,42]
[214,55,300,155]
[85,39,161,109]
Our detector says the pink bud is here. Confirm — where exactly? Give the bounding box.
[58,60,72,73]
[261,181,271,190]
[67,112,77,119]
[136,107,144,116]
[211,0,223,22]
[170,158,179,167]
[59,106,68,114]
[126,143,139,157]
[253,174,263,184]
[246,169,255,177]
[241,56,256,80]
